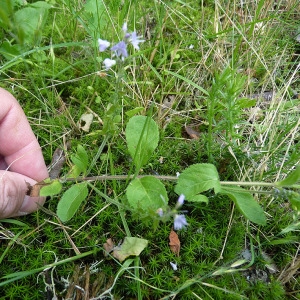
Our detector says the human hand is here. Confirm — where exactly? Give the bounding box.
[0,88,49,218]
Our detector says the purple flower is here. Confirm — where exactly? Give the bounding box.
[129,32,145,50]
[103,58,116,70]
[157,208,164,217]
[177,194,185,207]
[174,214,188,230]
[98,38,110,52]
[111,41,128,58]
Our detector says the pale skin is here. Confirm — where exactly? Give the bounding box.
[0,88,49,218]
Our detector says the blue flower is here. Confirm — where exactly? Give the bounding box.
[157,208,164,217]
[103,58,116,70]
[98,38,110,52]
[176,194,185,207]
[129,32,145,50]
[174,214,188,230]
[111,41,128,58]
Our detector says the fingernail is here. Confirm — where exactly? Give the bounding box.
[17,211,29,216]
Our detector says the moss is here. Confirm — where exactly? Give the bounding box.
[1,0,300,298]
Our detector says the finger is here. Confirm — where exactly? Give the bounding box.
[0,155,7,169]
[0,170,46,219]
[0,88,49,181]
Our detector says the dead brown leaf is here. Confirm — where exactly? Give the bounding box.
[185,126,200,140]
[169,230,180,256]
[103,238,115,256]
[48,142,71,179]
[26,180,48,197]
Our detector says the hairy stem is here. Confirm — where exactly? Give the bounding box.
[63,174,296,189]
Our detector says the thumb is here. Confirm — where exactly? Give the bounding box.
[0,171,46,219]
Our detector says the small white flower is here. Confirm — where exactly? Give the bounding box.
[98,38,110,52]
[170,262,178,271]
[103,58,116,70]
[176,172,180,177]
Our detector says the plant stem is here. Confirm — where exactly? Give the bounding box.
[64,175,298,189]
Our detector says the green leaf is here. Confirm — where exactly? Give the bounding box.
[31,50,47,62]
[220,186,266,225]
[288,191,300,211]
[0,0,13,27]
[30,1,52,9]
[80,0,107,37]
[71,144,89,176]
[40,179,62,197]
[270,236,299,245]
[57,182,88,222]
[125,107,144,117]
[113,237,148,262]
[188,194,209,203]
[126,176,168,213]
[67,165,81,179]
[14,2,51,45]
[276,166,300,187]
[280,221,300,235]
[0,41,22,60]
[0,219,29,227]
[175,163,221,200]
[125,116,159,169]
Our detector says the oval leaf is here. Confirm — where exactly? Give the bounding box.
[57,182,88,222]
[112,237,148,262]
[126,176,168,213]
[125,116,159,169]
[175,163,221,200]
[40,179,62,197]
[71,144,89,176]
[220,186,266,225]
